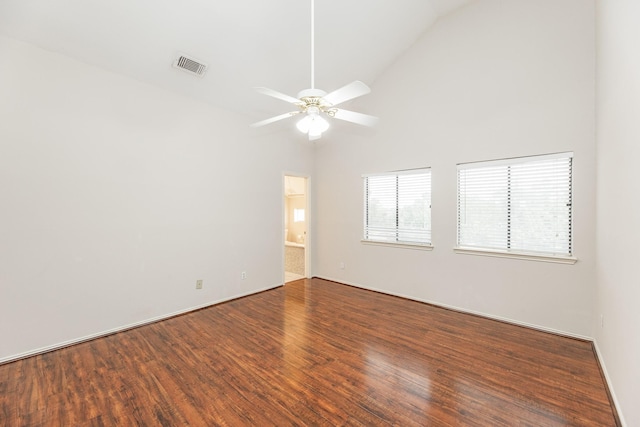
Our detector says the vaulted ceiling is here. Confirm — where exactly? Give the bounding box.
[0,0,473,120]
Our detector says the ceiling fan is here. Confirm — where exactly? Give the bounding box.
[250,0,378,141]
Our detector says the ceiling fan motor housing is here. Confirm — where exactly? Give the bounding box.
[297,88,327,100]
[250,0,377,139]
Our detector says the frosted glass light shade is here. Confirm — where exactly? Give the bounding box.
[296,114,329,135]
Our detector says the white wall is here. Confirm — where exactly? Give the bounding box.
[595,1,640,425]
[0,35,314,362]
[315,0,596,337]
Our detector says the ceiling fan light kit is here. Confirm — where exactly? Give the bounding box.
[251,0,378,141]
[296,111,330,141]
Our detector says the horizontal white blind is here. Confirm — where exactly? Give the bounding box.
[458,153,572,256]
[364,169,431,245]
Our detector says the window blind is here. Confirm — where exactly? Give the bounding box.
[457,153,572,257]
[364,169,431,245]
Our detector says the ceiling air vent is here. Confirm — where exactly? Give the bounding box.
[172,54,207,78]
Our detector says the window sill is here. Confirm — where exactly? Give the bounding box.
[454,247,577,264]
[361,240,434,251]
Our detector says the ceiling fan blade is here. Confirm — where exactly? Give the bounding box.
[323,81,371,106]
[254,87,303,105]
[333,109,379,127]
[250,111,300,128]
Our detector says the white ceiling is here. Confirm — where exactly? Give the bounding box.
[0,0,472,120]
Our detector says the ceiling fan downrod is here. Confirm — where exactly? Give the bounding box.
[310,0,315,90]
[250,0,378,140]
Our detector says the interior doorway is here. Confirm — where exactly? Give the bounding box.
[284,175,308,283]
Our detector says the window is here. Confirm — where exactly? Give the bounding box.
[363,169,432,247]
[293,208,305,222]
[457,152,573,261]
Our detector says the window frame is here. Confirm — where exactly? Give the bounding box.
[455,153,577,264]
[362,168,433,251]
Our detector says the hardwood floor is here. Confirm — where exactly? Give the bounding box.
[0,278,618,426]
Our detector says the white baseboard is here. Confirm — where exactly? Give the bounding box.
[592,340,627,426]
[2,277,625,425]
[0,282,283,365]
[316,275,592,341]
[317,275,629,423]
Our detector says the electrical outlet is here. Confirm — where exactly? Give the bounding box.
[339,262,345,270]
[241,271,247,280]
[196,279,203,290]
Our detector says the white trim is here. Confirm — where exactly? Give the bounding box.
[454,247,578,264]
[593,340,628,426]
[283,172,311,280]
[362,167,431,178]
[456,153,574,258]
[457,151,574,170]
[363,169,432,248]
[0,282,283,365]
[4,277,624,424]
[319,276,623,423]
[316,275,591,341]
[361,240,434,251]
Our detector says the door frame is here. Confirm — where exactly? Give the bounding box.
[283,172,311,282]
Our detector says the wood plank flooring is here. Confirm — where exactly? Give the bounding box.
[0,278,618,426]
